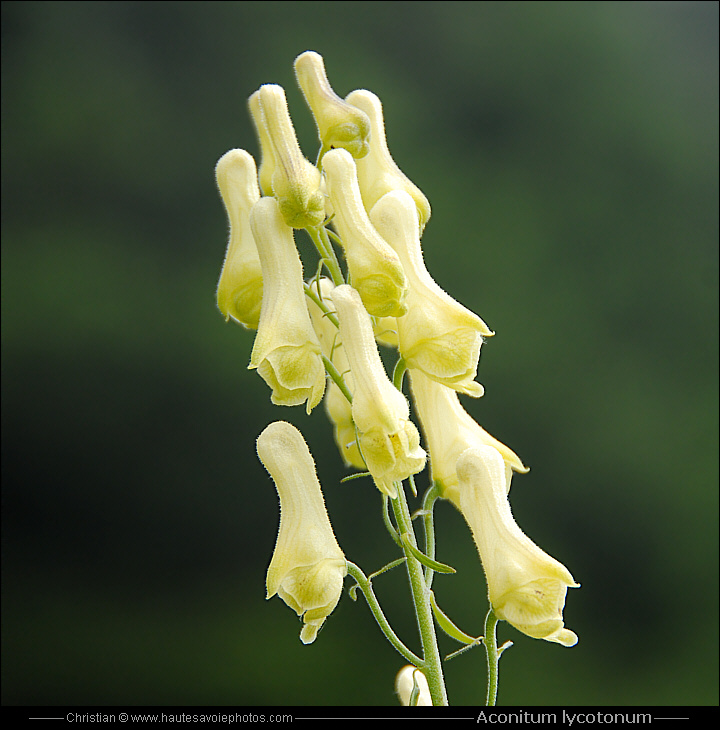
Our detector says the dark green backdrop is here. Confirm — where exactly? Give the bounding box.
[2,0,718,707]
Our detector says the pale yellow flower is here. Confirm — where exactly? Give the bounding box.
[409,369,527,508]
[395,665,432,706]
[254,84,325,229]
[323,148,408,318]
[345,89,431,232]
[371,191,492,397]
[331,284,426,497]
[456,446,579,647]
[294,51,371,159]
[257,421,347,644]
[215,149,263,329]
[248,197,325,413]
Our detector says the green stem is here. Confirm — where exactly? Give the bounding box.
[321,355,353,403]
[391,481,448,706]
[382,494,403,549]
[483,608,500,706]
[304,281,339,328]
[318,226,345,287]
[346,561,422,667]
[306,225,344,287]
[421,483,441,589]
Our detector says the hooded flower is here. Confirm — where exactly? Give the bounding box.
[257,421,347,644]
[248,197,325,412]
[331,284,426,497]
[294,51,371,159]
[409,369,527,508]
[253,84,325,229]
[371,191,493,397]
[215,149,263,329]
[456,445,579,647]
[345,89,431,232]
[323,148,408,318]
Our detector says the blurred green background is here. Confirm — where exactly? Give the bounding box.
[2,0,717,707]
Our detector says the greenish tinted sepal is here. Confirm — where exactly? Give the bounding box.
[409,678,421,707]
[392,356,407,391]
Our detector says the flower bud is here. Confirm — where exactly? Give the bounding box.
[395,665,432,706]
[257,421,347,644]
[409,370,527,508]
[294,51,371,159]
[323,149,407,318]
[215,149,263,329]
[456,446,579,647]
[255,84,325,229]
[331,285,426,497]
[248,197,326,413]
[345,89,431,232]
[371,191,493,396]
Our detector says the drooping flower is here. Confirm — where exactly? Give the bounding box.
[409,369,527,508]
[345,88,431,232]
[323,148,408,318]
[395,665,433,706]
[248,197,325,413]
[331,284,426,497]
[253,84,325,229]
[215,149,263,329]
[456,446,579,647]
[257,421,347,644]
[371,191,492,397]
[294,51,371,159]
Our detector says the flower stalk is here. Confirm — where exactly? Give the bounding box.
[214,49,579,708]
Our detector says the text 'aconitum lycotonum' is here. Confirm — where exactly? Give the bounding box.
[214,50,579,706]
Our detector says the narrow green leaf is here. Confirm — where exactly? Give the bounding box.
[445,641,482,662]
[340,471,371,483]
[430,590,480,644]
[498,640,514,658]
[400,533,456,573]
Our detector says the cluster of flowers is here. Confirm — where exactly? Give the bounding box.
[216,51,578,663]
